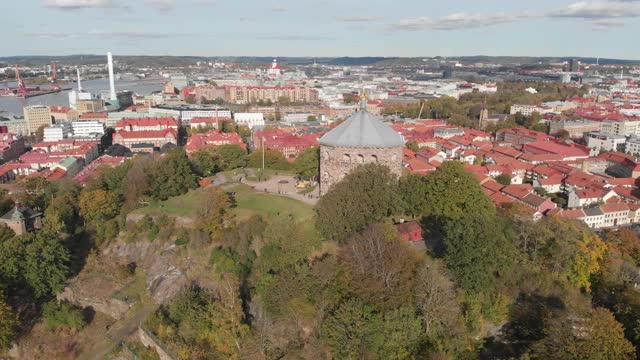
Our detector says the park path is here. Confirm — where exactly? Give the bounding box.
[241,175,320,205]
[76,304,156,360]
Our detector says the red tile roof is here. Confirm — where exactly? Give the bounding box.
[114,129,178,139]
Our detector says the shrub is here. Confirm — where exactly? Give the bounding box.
[42,301,87,331]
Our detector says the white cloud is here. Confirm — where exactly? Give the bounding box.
[258,35,335,41]
[21,31,202,39]
[337,16,382,23]
[147,0,175,11]
[549,1,640,19]
[45,0,113,9]
[392,12,537,31]
[390,1,640,31]
[271,6,287,12]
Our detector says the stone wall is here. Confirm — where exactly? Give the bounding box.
[138,327,176,360]
[319,144,403,195]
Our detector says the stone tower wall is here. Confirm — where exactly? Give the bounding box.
[319,144,403,195]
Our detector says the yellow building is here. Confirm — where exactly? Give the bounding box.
[224,86,318,104]
[23,105,52,135]
[50,106,80,122]
[76,99,105,115]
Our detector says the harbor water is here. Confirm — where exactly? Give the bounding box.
[0,78,163,117]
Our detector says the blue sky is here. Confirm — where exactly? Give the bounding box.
[4,0,640,59]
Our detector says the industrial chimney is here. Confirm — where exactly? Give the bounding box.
[76,68,82,92]
[107,52,116,101]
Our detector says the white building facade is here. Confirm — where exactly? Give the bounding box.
[234,113,265,129]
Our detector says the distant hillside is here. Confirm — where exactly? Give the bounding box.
[0,55,638,67]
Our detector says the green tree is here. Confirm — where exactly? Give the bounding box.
[316,164,400,242]
[196,186,233,242]
[20,176,50,211]
[214,144,247,171]
[399,174,430,219]
[367,307,424,359]
[293,146,319,179]
[413,257,465,353]
[0,290,15,350]
[307,115,317,122]
[444,213,515,292]
[247,149,290,171]
[341,223,420,309]
[79,189,121,223]
[42,301,86,331]
[0,189,14,215]
[44,192,77,233]
[531,308,636,359]
[322,299,374,360]
[185,95,196,104]
[149,148,198,200]
[416,161,495,222]
[495,174,512,186]
[566,232,607,292]
[406,141,420,152]
[191,149,219,176]
[0,225,15,243]
[23,230,70,298]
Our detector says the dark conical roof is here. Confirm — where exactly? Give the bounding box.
[319,100,405,148]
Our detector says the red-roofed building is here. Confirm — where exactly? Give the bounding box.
[50,106,79,122]
[73,155,127,186]
[185,130,246,154]
[113,129,178,150]
[404,157,435,174]
[490,191,516,205]
[190,117,232,129]
[79,112,108,120]
[395,221,423,242]
[496,127,552,145]
[252,129,320,158]
[597,152,640,178]
[0,133,25,162]
[115,117,179,132]
[502,184,534,200]
[568,186,617,208]
[416,147,445,164]
[600,203,631,227]
[521,140,590,161]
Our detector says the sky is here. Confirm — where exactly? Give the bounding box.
[3,0,640,59]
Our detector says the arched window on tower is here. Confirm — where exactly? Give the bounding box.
[357,154,364,164]
[342,154,351,164]
[371,154,378,163]
[323,150,330,160]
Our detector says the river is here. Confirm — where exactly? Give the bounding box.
[0,78,163,117]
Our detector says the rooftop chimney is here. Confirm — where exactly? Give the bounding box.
[107,52,116,101]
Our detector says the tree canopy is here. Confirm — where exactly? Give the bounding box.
[316,164,400,242]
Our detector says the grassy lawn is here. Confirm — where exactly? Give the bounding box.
[132,183,314,224]
[133,188,208,217]
[231,184,314,222]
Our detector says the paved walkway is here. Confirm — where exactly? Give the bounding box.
[243,175,320,205]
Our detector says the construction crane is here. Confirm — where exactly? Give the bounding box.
[15,65,27,97]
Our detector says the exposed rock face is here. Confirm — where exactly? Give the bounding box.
[57,286,130,320]
[105,240,187,305]
[138,327,176,360]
